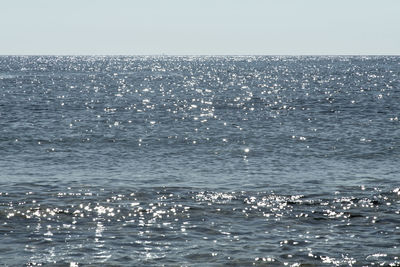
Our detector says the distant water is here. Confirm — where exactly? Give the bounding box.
[0,56,399,266]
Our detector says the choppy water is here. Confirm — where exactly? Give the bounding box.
[0,56,399,266]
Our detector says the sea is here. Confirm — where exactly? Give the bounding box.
[0,56,399,266]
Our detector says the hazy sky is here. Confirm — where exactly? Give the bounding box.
[1,0,399,55]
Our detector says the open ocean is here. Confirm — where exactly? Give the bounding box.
[0,56,399,266]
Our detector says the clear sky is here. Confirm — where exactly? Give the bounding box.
[1,0,399,55]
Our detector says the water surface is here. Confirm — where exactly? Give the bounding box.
[0,56,399,266]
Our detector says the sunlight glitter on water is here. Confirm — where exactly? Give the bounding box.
[1,56,399,265]
[1,183,398,265]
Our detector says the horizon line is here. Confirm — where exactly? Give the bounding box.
[0,54,399,57]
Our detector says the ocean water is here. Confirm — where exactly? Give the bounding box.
[0,56,399,266]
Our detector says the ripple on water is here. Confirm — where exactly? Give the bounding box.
[0,185,399,266]
[1,56,400,265]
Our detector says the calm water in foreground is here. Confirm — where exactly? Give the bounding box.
[0,56,399,266]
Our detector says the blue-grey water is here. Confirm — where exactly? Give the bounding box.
[0,56,399,266]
